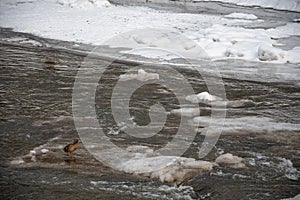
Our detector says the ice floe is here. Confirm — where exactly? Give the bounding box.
[186,92,222,104]
[171,108,200,117]
[118,156,214,183]
[41,148,50,154]
[119,69,159,82]
[185,91,255,108]
[193,116,300,135]
[215,153,245,168]
[116,145,215,184]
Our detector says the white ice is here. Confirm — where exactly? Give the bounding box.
[171,108,200,117]
[215,153,245,168]
[193,116,300,135]
[119,69,159,82]
[116,145,215,183]
[186,91,222,103]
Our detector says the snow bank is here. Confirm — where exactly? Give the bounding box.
[119,69,159,82]
[194,0,300,12]
[224,13,257,20]
[199,24,299,63]
[0,1,298,63]
[118,146,215,183]
[57,0,111,8]
[215,153,245,168]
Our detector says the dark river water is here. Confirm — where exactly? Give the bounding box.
[0,25,299,200]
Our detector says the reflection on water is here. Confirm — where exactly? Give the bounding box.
[0,29,299,199]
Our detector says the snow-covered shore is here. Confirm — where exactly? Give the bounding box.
[0,0,299,63]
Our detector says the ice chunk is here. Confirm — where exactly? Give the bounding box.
[215,153,245,168]
[10,158,25,165]
[119,69,159,82]
[194,116,300,134]
[41,148,49,154]
[29,150,36,155]
[186,92,222,103]
[117,146,215,183]
[171,108,200,117]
